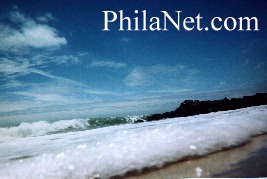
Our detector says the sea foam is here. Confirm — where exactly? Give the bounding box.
[0,119,89,142]
[0,116,143,142]
[0,105,266,178]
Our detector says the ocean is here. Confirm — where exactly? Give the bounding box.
[0,105,267,178]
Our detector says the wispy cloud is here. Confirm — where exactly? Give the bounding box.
[14,91,70,102]
[0,58,31,77]
[0,57,84,89]
[9,79,87,104]
[36,12,55,22]
[150,89,193,93]
[120,37,130,42]
[124,67,148,86]
[242,59,250,66]
[1,79,25,88]
[1,87,252,123]
[254,62,265,70]
[0,8,88,110]
[32,54,79,65]
[216,81,228,89]
[124,64,199,87]
[89,60,127,68]
[0,9,66,52]
[77,52,88,57]
[85,89,118,96]
[31,69,84,86]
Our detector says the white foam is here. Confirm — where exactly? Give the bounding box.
[0,105,267,178]
[0,119,89,142]
[0,116,144,142]
[190,145,197,150]
[126,115,146,123]
[195,167,203,177]
[77,144,87,149]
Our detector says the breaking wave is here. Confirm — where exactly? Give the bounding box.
[0,116,145,142]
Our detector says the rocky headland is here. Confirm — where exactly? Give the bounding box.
[138,93,267,122]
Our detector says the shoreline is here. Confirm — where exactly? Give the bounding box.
[118,134,267,178]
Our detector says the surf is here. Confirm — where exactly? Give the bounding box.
[0,116,145,142]
[0,105,266,178]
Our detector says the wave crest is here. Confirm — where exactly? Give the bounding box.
[0,116,145,142]
[0,119,89,142]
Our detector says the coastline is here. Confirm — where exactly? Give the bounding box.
[119,134,267,178]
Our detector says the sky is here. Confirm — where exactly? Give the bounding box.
[0,0,267,125]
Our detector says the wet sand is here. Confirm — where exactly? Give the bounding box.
[121,134,267,178]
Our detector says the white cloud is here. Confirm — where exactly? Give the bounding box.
[0,58,31,90]
[30,69,84,86]
[1,79,25,88]
[90,60,126,68]
[150,89,193,93]
[124,64,199,87]
[77,52,88,57]
[29,53,80,67]
[0,57,84,89]
[0,44,81,87]
[0,10,66,52]
[36,12,54,22]
[124,68,148,86]
[9,78,88,105]
[9,10,27,23]
[0,58,31,77]
[37,55,79,64]
[14,91,70,102]
[85,89,118,96]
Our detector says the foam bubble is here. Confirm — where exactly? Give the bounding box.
[196,167,203,177]
[190,145,197,150]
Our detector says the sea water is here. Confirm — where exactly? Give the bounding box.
[0,105,266,178]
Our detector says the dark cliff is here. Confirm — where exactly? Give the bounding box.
[141,93,267,122]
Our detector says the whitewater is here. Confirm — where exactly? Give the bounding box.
[0,105,267,178]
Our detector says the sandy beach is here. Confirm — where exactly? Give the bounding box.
[121,134,267,178]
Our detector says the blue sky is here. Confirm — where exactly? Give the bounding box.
[0,0,267,125]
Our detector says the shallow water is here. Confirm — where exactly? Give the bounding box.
[123,134,267,178]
